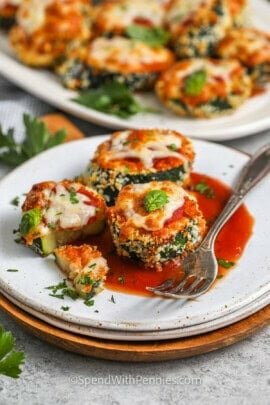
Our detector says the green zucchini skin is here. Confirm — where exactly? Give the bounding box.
[110,219,201,267]
[59,59,159,91]
[84,163,190,206]
[0,16,15,29]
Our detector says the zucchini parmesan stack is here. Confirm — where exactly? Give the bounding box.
[217,28,270,85]
[57,36,175,91]
[108,181,206,268]
[93,0,165,36]
[54,244,109,299]
[19,180,106,256]
[156,58,251,117]
[82,129,195,205]
[9,0,92,67]
[165,0,231,58]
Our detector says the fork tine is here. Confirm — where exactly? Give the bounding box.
[168,275,195,294]
[180,276,206,295]
[146,278,174,292]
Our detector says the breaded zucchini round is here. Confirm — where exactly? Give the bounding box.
[165,0,231,58]
[83,129,195,205]
[0,0,21,28]
[108,181,206,268]
[19,180,106,256]
[57,36,175,91]
[217,28,270,85]
[9,0,92,67]
[93,0,165,36]
[155,58,251,118]
[225,0,250,27]
[54,244,109,299]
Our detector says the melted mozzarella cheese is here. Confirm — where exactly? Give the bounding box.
[17,0,52,34]
[44,184,96,230]
[122,183,188,231]
[0,0,21,7]
[107,130,186,169]
[166,0,205,25]
[104,0,164,28]
[87,37,170,71]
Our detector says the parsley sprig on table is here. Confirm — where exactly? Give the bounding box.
[0,114,66,167]
[0,326,25,378]
[74,82,154,119]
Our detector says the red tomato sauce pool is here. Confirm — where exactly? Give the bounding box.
[87,173,254,297]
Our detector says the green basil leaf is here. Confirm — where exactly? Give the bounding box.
[126,25,170,47]
[144,189,169,212]
[184,70,207,96]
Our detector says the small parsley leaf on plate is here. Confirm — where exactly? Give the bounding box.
[0,326,25,378]
[194,180,215,199]
[10,197,20,207]
[144,190,169,212]
[217,258,235,269]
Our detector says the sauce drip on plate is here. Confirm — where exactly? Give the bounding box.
[86,173,254,297]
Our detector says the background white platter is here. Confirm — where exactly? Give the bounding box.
[0,0,270,141]
[0,137,269,334]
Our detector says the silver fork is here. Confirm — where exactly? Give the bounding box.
[147,143,270,299]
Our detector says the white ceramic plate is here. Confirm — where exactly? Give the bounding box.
[0,137,269,333]
[0,0,270,141]
[1,288,269,341]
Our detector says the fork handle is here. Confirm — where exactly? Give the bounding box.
[201,143,270,250]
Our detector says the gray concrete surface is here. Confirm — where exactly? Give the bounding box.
[0,76,269,405]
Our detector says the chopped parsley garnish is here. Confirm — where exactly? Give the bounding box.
[84,299,95,307]
[10,197,20,207]
[79,275,93,285]
[126,25,170,47]
[61,306,70,311]
[144,189,169,212]
[19,208,42,236]
[48,223,56,230]
[46,280,78,300]
[184,70,207,96]
[74,82,154,119]
[6,269,19,272]
[217,258,235,269]
[118,275,125,284]
[0,326,25,378]
[69,188,79,204]
[194,180,215,199]
[88,263,97,269]
[110,295,116,304]
[0,114,66,167]
[168,143,178,151]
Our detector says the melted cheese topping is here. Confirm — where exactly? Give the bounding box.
[44,184,97,230]
[0,0,21,7]
[119,182,190,231]
[87,37,173,73]
[17,0,53,34]
[166,0,206,26]
[104,130,186,169]
[98,0,164,30]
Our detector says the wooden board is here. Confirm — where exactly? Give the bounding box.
[0,294,269,362]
